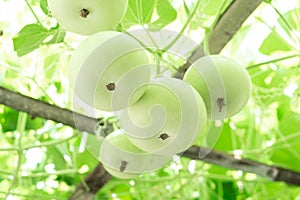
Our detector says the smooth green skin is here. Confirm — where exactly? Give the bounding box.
[106,130,145,153]
[68,31,117,87]
[183,55,251,120]
[68,31,150,111]
[100,130,172,179]
[103,165,141,179]
[100,130,146,179]
[48,0,128,35]
[120,77,207,155]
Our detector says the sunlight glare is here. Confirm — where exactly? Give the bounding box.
[188,160,196,174]
[36,181,45,190]
[284,83,298,97]
[24,148,45,169]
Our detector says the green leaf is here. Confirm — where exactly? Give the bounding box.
[126,0,155,23]
[278,8,300,33]
[95,192,110,200]
[27,116,45,130]
[0,107,44,132]
[264,0,272,3]
[202,0,226,16]
[259,32,291,55]
[112,184,130,193]
[279,111,300,136]
[208,164,230,176]
[183,1,191,15]
[221,181,238,200]
[12,24,65,57]
[251,67,293,89]
[13,24,51,56]
[74,135,100,169]
[151,0,177,28]
[43,53,60,81]
[0,107,18,132]
[259,8,300,55]
[188,0,230,30]
[254,182,290,199]
[271,146,300,171]
[123,0,155,27]
[206,122,235,151]
[40,0,50,16]
[270,111,300,171]
[277,100,291,121]
[47,146,67,170]
[44,27,66,45]
[157,169,170,177]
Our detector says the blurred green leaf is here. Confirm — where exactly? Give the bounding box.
[47,146,67,170]
[253,182,291,199]
[270,146,300,171]
[207,122,235,151]
[221,181,238,200]
[157,169,170,177]
[259,7,300,55]
[27,116,45,130]
[74,136,100,170]
[271,111,300,170]
[277,100,292,121]
[278,8,300,34]
[123,0,155,26]
[40,0,50,16]
[0,107,18,132]
[183,1,191,15]
[202,0,228,16]
[122,0,177,28]
[112,184,130,193]
[259,32,291,55]
[0,107,44,132]
[208,164,230,176]
[151,0,177,28]
[95,192,110,200]
[44,27,66,45]
[279,111,300,136]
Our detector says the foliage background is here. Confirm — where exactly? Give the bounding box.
[0,0,300,199]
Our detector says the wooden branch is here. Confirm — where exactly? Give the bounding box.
[1,86,300,187]
[0,86,112,135]
[68,163,111,200]
[173,0,264,79]
[208,0,264,54]
[183,146,300,185]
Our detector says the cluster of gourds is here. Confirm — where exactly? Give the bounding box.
[49,0,251,179]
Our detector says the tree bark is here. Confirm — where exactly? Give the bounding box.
[208,0,264,54]
[0,86,113,136]
[1,84,300,193]
[183,146,300,185]
[68,164,111,200]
